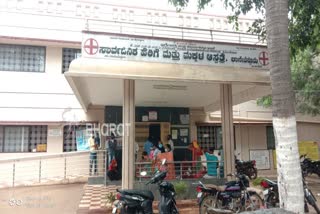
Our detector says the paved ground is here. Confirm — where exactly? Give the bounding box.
[0,183,85,214]
[0,177,319,214]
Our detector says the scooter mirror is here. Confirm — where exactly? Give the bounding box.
[161,159,167,165]
[140,171,147,176]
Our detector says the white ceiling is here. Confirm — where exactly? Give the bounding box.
[76,76,262,108]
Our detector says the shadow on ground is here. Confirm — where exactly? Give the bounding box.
[0,183,85,214]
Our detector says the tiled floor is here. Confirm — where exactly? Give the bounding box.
[77,184,198,214]
[77,185,120,213]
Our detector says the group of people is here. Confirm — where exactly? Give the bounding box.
[89,131,223,180]
[142,135,174,162]
[87,131,120,180]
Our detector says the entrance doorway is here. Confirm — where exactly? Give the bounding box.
[149,124,161,141]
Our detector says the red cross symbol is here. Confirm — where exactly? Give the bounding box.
[259,51,269,66]
[84,38,99,55]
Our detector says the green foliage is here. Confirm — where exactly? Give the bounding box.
[169,0,320,115]
[292,48,320,115]
[257,95,272,108]
[252,177,266,186]
[257,48,320,115]
[170,0,320,58]
[173,181,188,196]
[105,192,116,205]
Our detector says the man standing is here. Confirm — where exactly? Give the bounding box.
[167,135,174,152]
[107,133,117,165]
[204,148,219,178]
[95,132,101,149]
[88,133,98,176]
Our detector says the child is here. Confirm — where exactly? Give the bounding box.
[141,151,150,161]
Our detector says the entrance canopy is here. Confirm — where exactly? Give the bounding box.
[65,64,270,112]
[65,31,271,187]
[65,31,271,112]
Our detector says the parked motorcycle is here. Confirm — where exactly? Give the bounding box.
[260,178,279,208]
[196,181,217,214]
[260,176,320,213]
[196,173,263,214]
[112,159,179,214]
[235,158,258,180]
[301,154,320,177]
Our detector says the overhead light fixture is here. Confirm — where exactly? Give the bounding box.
[141,101,168,105]
[153,84,187,90]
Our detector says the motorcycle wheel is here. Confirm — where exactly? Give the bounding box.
[248,168,258,180]
[199,195,218,214]
[306,189,320,214]
[243,193,263,211]
[312,203,320,214]
[266,191,279,208]
[305,200,310,213]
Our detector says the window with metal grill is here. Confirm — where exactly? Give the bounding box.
[62,48,81,73]
[0,44,45,72]
[0,125,48,152]
[196,125,222,150]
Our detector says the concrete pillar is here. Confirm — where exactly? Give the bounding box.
[122,79,135,189]
[220,84,235,178]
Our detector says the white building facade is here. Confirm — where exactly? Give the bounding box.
[0,0,319,180]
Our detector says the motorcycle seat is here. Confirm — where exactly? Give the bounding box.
[119,189,154,201]
[205,184,226,192]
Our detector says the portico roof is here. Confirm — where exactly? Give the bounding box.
[65,57,271,112]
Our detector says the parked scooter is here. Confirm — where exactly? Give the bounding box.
[195,173,263,214]
[112,159,179,214]
[260,176,320,213]
[235,157,258,180]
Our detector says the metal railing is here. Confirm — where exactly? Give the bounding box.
[85,19,266,46]
[0,151,224,188]
[135,160,224,181]
[0,150,107,188]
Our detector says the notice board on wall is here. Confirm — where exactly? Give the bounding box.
[249,150,270,170]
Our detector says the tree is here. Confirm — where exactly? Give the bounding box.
[226,0,320,114]
[264,0,303,212]
[258,48,320,116]
[169,0,304,212]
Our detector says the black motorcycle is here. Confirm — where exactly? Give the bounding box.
[112,159,178,214]
[260,177,320,213]
[235,158,258,180]
[301,154,320,177]
[196,173,263,214]
[260,178,279,208]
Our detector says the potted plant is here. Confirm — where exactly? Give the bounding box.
[173,181,188,200]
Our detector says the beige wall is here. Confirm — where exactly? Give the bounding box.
[234,125,276,175]
[46,47,63,75]
[297,122,320,142]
